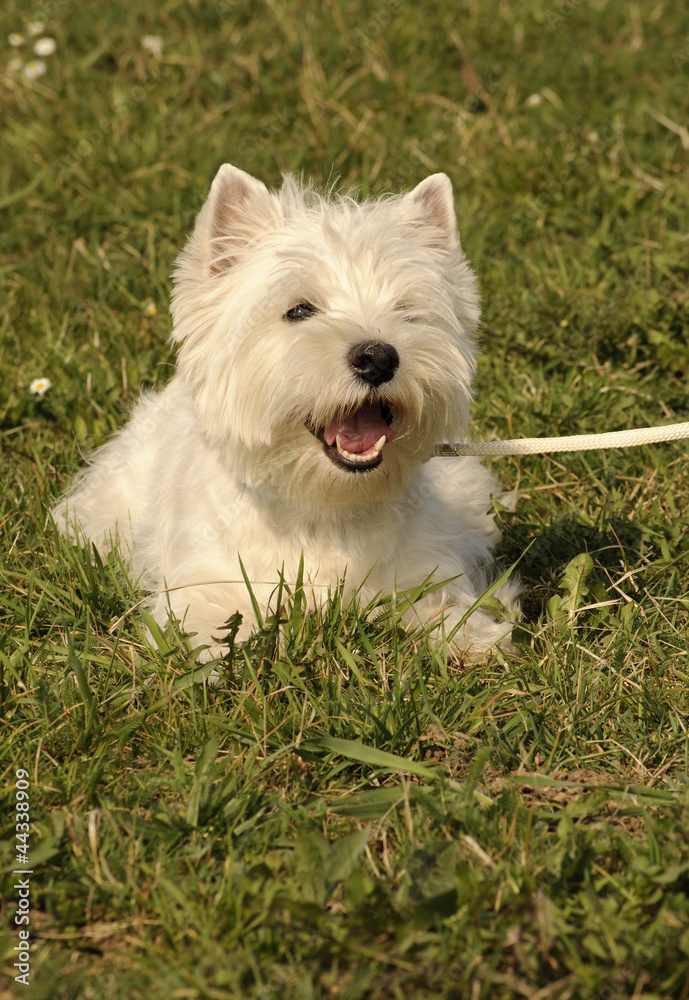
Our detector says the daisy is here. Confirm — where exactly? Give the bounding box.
[26,21,45,36]
[143,300,157,316]
[29,377,52,396]
[525,93,543,108]
[8,33,25,47]
[34,37,56,56]
[23,59,47,79]
[141,35,163,54]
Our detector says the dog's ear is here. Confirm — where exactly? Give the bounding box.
[404,173,459,249]
[206,164,274,275]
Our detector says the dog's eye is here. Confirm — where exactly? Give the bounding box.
[394,302,417,323]
[284,302,319,322]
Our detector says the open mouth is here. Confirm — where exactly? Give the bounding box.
[308,401,396,472]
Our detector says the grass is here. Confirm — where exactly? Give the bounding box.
[2,0,689,996]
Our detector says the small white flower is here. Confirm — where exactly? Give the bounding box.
[26,21,45,36]
[8,56,23,72]
[9,32,25,47]
[525,93,543,107]
[23,59,47,79]
[30,377,52,396]
[141,35,164,54]
[34,37,56,56]
[143,300,157,316]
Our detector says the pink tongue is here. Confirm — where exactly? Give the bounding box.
[324,403,395,453]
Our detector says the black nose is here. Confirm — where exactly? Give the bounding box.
[348,341,399,387]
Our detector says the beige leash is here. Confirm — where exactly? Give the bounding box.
[435,421,689,457]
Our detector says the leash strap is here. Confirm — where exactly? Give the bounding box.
[434,421,689,457]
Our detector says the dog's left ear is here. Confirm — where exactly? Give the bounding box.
[404,173,459,249]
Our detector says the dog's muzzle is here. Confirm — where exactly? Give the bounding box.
[305,342,399,472]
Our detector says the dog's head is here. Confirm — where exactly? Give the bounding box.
[170,164,480,507]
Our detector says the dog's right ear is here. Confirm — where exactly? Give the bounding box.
[205,164,275,275]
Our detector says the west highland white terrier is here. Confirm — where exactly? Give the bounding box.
[53,164,520,660]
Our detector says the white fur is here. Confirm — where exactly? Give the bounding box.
[53,164,519,658]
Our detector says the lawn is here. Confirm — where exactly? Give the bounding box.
[1,1,689,997]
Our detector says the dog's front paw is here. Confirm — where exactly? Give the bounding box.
[420,601,518,662]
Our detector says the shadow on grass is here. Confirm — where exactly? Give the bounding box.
[495,505,677,623]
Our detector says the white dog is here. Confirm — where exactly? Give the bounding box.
[53,164,519,659]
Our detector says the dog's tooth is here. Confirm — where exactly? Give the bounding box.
[336,435,357,460]
[334,431,384,464]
